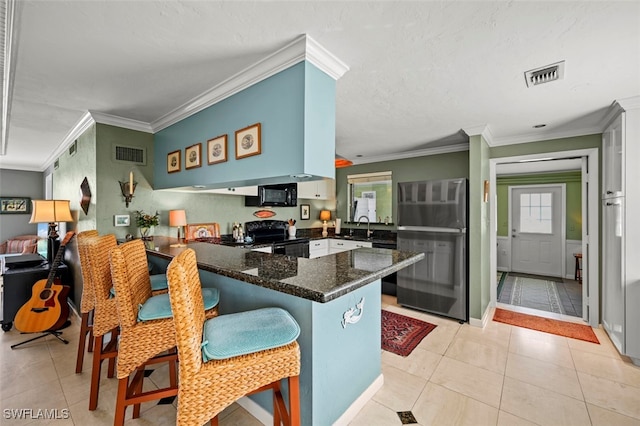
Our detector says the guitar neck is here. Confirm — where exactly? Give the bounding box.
[45,231,75,289]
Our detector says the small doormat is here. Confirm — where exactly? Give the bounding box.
[493,308,599,344]
[382,310,437,357]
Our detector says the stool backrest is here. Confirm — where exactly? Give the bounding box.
[166,249,205,372]
[77,230,99,314]
[110,239,153,328]
[84,234,119,336]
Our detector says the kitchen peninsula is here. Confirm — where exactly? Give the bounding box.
[145,236,424,426]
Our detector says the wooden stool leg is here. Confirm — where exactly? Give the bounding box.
[75,312,90,373]
[89,335,104,410]
[288,376,300,426]
[114,377,128,426]
[87,310,95,352]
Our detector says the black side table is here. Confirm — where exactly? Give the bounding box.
[1,261,71,331]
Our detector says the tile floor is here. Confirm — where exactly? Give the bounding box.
[1,296,639,425]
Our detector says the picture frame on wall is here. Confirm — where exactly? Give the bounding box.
[114,214,130,227]
[235,123,261,160]
[167,150,181,173]
[185,143,202,170]
[300,204,310,220]
[207,135,227,165]
[0,197,31,214]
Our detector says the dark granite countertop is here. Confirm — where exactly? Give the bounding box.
[145,236,422,303]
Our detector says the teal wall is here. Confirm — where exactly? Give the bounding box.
[496,171,582,239]
[154,61,335,190]
[335,150,469,229]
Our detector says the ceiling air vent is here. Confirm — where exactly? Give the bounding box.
[524,61,565,88]
[112,144,146,165]
[54,159,59,169]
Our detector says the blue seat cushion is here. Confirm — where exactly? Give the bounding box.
[149,274,168,291]
[138,287,220,321]
[201,307,300,361]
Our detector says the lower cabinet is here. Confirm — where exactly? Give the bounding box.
[309,239,329,259]
[329,239,372,254]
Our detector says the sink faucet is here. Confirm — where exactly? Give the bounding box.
[357,215,373,238]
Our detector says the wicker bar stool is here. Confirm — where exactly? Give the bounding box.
[166,249,301,426]
[110,240,219,425]
[79,234,121,411]
[75,230,99,374]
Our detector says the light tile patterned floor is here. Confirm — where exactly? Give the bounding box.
[1,296,639,425]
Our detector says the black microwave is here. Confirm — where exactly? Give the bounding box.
[257,183,297,207]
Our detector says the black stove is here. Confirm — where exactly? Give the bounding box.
[245,220,309,257]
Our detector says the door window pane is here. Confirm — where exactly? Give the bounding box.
[520,192,552,234]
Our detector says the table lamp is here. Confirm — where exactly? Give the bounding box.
[169,209,187,247]
[29,200,74,264]
[320,210,331,238]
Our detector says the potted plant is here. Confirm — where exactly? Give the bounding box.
[134,210,159,240]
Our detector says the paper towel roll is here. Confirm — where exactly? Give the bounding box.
[335,218,341,234]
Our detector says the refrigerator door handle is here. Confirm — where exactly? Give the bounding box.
[398,226,466,233]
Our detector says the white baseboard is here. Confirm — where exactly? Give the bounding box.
[469,302,494,328]
[237,373,385,426]
[333,374,384,426]
[237,396,271,425]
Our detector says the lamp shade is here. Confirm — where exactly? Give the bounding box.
[319,210,331,222]
[169,209,187,227]
[29,200,73,223]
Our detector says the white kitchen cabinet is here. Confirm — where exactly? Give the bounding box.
[308,239,329,259]
[602,113,624,198]
[209,186,258,196]
[298,179,335,200]
[329,239,372,254]
[601,100,640,365]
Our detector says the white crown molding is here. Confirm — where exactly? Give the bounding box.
[351,142,469,165]
[151,34,348,133]
[90,110,153,133]
[490,126,603,147]
[304,34,350,80]
[41,111,95,171]
[462,124,494,146]
[600,95,640,130]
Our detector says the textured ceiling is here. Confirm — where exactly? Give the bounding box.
[1,1,639,171]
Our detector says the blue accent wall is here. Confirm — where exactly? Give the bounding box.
[304,63,336,179]
[154,61,336,190]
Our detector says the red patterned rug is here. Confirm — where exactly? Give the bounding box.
[382,310,437,357]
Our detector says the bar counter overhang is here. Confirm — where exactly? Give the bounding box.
[145,236,424,425]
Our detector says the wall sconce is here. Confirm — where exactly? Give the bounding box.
[320,210,331,237]
[119,171,137,208]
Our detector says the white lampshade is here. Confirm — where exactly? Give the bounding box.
[29,200,73,223]
[169,209,187,227]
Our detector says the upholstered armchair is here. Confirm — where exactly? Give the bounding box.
[0,235,39,255]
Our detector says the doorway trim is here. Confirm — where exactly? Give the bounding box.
[489,148,599,327]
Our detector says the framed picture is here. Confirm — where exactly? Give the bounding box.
[0,197,31,214]
[300,204,310,220]
[207,135,227,165]
[114,214,130,227]
[235,123,261,160]
[185,223,219,241]
[185,143,202,169]
[167,150,181,173]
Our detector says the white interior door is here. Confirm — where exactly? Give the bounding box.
[510,185,565,277]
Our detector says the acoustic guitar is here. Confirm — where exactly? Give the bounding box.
[14,231,75,333]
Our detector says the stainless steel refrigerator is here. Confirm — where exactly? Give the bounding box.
[396,178,468,321]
